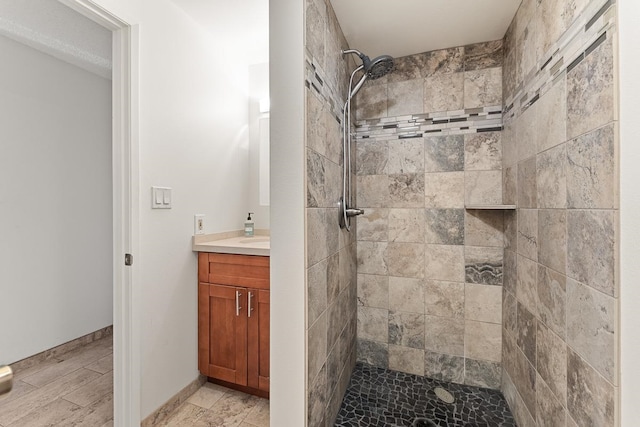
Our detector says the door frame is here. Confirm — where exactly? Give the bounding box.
[57,1,140,424]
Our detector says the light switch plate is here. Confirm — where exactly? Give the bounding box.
[152,186,172,209]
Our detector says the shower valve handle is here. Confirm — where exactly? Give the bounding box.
[345,208,365,217]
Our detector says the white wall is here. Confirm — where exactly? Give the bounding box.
[77,0,251,418]
[248,62,270,230]
[269,0,306,425]
[618,0,640,424]
[0,34,113,364]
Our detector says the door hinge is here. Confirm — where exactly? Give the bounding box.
[125,253,133,266]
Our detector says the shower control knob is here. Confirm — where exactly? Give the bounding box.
[345,208,365,217]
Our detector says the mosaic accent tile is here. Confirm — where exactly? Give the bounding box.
[424,351,465,384]
[424,280,464,319]
[464,131,502,171]
[464,40,503,71]
[566,278,615,383]
[464,246,503,286]
[537,265,566,339]
[357,208,389,242]
[567,209,615,296]
[567,349,615,427]
[425,209,465,245]
[389,312,426,349]
[424,73,464,112]
[566,124,616,209]
[425,135,465,172]
[389,208,426,243]
[388,139,425,174]
[335,363,516,426]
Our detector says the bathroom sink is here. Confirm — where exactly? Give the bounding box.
[239,237,270,244]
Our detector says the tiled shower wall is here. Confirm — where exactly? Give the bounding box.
[305,0,358,426]
[354,42,508,390]
[501,0,619,426]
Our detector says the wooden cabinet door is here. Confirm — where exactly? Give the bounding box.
[247,289,270,392]
[198,283,247,385]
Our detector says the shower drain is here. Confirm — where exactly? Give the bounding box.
[433,386,455,404]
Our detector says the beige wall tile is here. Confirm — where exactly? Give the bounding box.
[388,79,424,117]
[387,242,425,279]
[425,280,465,318]
[425,244,465,282]
[464,321,502,362]
[464,131,502,171]
[425,172,465,208]
[357,306,388,342]
[388,345,425,376]
[388,139,425,174]
[389,209,426,243]
[356,208,389,242]
[424,73,464,112]
[517,208,538,261]
[464,67,502,108]
[357,274,389,309]
[389,276,425,313]
[567,349,615,427]
[424,315,464,356]
[465,283,502,323]
[465,170,503,205]
[537,322,567,406]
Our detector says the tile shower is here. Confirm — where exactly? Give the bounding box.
[304,0,619,426]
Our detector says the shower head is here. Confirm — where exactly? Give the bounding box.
[342,49,395,80]
[362,55,394,80]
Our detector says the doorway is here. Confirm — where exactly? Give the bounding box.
[0,0,137,424]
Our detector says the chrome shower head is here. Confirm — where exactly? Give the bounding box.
[362,54,394,79]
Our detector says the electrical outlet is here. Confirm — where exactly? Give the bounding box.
[194,214,205,235]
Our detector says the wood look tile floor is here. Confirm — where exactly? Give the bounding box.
[0,336,114,427]
[1,336,269,427]
[160,383,269,427]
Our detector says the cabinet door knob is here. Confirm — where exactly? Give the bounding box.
[235,291,242,317]
[248,292,254,318]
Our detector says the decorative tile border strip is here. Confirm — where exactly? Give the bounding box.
[504,0,616,122]
[354,106,504,140]
[305,53,346,127]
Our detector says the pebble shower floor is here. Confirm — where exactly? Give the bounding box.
[334,363,516,427]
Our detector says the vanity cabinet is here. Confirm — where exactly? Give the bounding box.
[198,253,270,396]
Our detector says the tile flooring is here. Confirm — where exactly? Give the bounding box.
[0,336,114,427]
[1,337,269,427]
[159,383,269,427]
[334,363,516,427]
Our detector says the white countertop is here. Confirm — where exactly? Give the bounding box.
[193,231,270,256]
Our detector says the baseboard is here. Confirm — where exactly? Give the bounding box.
[10,325,113,374]
[141,374,207,426]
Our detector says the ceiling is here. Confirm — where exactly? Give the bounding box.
[329,0,522,59]
[171,0,269,66]
[0,0,111,79]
